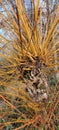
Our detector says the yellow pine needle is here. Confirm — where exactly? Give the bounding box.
[43,17,59,49]
[0,1,59,129]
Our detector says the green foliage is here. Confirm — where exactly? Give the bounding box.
[57,126,59,130]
